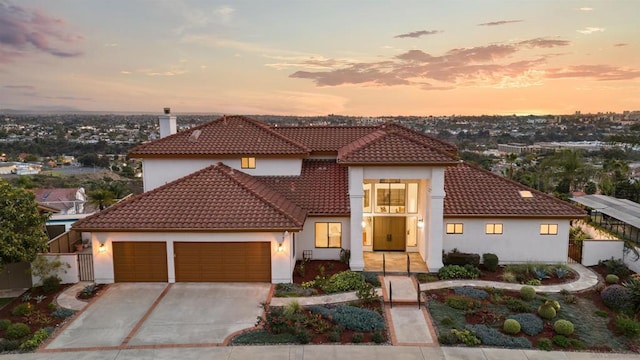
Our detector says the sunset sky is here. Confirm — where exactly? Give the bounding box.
[1,1,639,116]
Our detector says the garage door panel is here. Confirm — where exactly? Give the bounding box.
[113,242,168,282]
[175,242,270,282]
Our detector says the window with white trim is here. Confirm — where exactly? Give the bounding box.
[446,223,464,234]
[485,223,503,234]
[540,224,558,235]
[315,222,342,248]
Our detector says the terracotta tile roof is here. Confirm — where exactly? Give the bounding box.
[72,163,306,231]
[32,188,84,213]
[273,126,378,153]
[259,160,350,216]
[273,123,457,154]
[337,130,459,165]
[444,162,586,218]
[130,115,310,157]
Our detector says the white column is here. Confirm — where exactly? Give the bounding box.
[427,168,446,271]
[166,240,175,283]
[348,167,365,270]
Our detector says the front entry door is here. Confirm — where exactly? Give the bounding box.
[373,217,406,251]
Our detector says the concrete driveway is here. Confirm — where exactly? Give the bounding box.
[45,282,270,350]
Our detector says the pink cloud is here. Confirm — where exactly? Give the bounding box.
[394,30,442,39]
[546,65,640,80]
[0,1,83,63]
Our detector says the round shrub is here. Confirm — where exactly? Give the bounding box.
[503,319,521,334]
[554,320,574,336]
[538,304,557,320]
[11,303,32,317]
[606,274,619,284]
[537,338,553,351]
[600,285,632,311]
[6,322,30,340]
[546,300,561,311]
[321,271,365,293]
[520,286,536,301]
[41,275,61,294]
[0,319,10,331]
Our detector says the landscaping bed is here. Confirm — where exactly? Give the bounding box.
[0,281,75,353]
[75,283,107,301]
[425,285,640,353]
[232,300,388,345]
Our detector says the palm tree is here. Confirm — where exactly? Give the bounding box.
[87,189,115,211]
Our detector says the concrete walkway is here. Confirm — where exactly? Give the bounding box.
[55,281,92,311]
[0,344,634,359]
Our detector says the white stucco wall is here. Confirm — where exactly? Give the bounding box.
[91,231,294,284]
[296,217,351,261]
[442,218,571,264]
[142,158,302,191]
[582,240,625,266]
[31,254,78,285]
[624,246,640,274]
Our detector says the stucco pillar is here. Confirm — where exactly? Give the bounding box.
[166,241,175,283]
[348,167,365,270]
[427,168,446,271]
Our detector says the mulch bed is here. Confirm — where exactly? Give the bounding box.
[293,260,350,285]
[76,283,107,301]
[0,284,72,336]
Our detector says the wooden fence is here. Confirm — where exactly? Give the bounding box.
[48,230,80,253]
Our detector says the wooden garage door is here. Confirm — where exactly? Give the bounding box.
[113,242,168,282]
[175,242,271,282]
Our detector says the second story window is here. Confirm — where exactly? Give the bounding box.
[241,157,256,169]
[540,224,558,235]
[485,223,503,235]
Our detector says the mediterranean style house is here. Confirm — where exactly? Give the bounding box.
[72,110,585,284]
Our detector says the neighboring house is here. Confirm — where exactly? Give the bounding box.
[33,187,95,237]
[72,112,585,284]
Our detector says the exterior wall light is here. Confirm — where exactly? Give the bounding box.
[98,243,107,253]
[417,219,424,229]
[277,231,289,252]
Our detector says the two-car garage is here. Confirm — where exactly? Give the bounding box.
[112,241,271,283]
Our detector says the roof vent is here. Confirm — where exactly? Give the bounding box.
[188,130,202,143]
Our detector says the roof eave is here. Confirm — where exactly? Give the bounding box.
[443,213,587,219]
[71,226,305,233]
[337,161,460,166]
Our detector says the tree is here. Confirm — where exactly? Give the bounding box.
[0,180,49,267]
[87,189,115,210]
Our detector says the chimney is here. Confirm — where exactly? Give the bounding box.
[159,107,177,138]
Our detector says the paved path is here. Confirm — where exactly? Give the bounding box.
[0,345,633,359]
[55,281,92,312]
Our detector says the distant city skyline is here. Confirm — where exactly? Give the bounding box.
[1,1,638,116]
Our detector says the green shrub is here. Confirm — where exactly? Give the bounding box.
[372,331,386,344]
[445,295,478,310]
[451,328,481,346]
[615,315,640,338]
[552,335,571,348]
[503,319,521,334]
[519,286,536,301]
[554,267,569,279]
[526,279,542,286]
[501,271,517,283]
[6,322,30,340]
[438,265,479,280]
[482,253,499,271]
[0,319,10,330]
[443,251,480,267]
[295,328,313,344]
[0,339,21,352]
[538,303,557,320]
[327,330,341,342]
[308,305,385,332]
[600,284,632,312]
[356,283,379,303]
[465,324,532,348]
[504,297,533,312]
[11,303,32,317]
[351,332,364,343]
[453,287,489,300]
[546,300,561,311]
[438,331,459,345]
[606,274,619,284]
[554,320,574,336]
[416,273,439,283]
[600,258,630,278]
[232,329,297,344]
[259,306,297,334]
[19,328,49,350]
[41,275,61,294]
[537,338,552,351]
[623,278,640,313]
[440,317,454,326]
[508,313,543,336]
[321,271,365,293]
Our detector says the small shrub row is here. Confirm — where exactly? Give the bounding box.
[438,264,480,280]
[19,328,50,350]
[443,250,480,267]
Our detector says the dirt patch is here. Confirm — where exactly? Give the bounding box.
[293,260,350,285]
